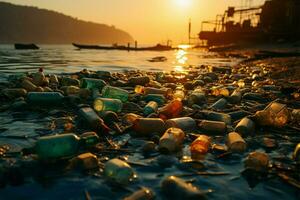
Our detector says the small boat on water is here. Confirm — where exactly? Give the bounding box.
[72,43,177,51]
[14,43,39,50]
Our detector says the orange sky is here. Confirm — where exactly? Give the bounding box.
[2,0,265,44]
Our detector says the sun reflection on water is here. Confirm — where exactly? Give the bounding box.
[173,48,189,75]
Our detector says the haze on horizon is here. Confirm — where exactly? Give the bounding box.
[2,0,265,44]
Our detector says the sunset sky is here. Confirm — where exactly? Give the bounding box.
[2,0,265,44]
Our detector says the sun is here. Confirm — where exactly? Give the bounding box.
[175,0,192,7]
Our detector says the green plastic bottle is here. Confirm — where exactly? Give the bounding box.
[143,101,158,116]
[81,78,106,90]
[102,86,129,102]
[27,92,64,105]
[93,97,123,113]
[35,133,99,160]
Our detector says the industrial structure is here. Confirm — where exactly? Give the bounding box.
[199,0,300,46]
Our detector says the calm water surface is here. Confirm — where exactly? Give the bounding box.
[0,44,239,77]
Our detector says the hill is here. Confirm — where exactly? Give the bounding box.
[0,2,134,44]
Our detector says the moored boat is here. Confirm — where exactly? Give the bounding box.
[72,43,177,51]
[14,43,39,50]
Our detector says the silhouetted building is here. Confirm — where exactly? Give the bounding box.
[199,0,300,46]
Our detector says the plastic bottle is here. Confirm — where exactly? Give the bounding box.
[78,106,110,133]
[122,113,142,125]
[102,111,122,134]
[61,77,80,87]
[293,143,300,163]
[161,176,205,200]
[35,133,99,160]
[143,94,166,105]
[128,76,150,86]
[210,98,228,110]
[291,109,300,124]
[198,120,227,135]
[254,102,289,127]
[226,132,246,153]
[228,110,251,121]
[96,70,111,79]
[32,68,45,86]
[61,86,80,96]
[49,74,59,86]
[190,135,210,159]
[103,158,135,185]
[211,87,230,97]
[132,118,166,136]
[2,88,27,99]
[203,111,232,125]
[244,152,269,172]
[81,78,106,90]
[27,92,64,105]
[243,92,263,101]
[123,187,155,200]
[158,100,183,120]
[143,101,158,116]
[135,86,171,97]
[93,97,123,113]
[71,152,99,170]
[187,91,206,106]
[173,86,185,100]
[159,128,185,153]
[229,89,242,103]
[21,79,38,92]
[235,117,255,136]
[237,79,245,88]
[102,86,129,103]
[165,117,196,132]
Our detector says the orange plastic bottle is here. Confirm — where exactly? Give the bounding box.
[190,135,210,159]
[159,99,183,120]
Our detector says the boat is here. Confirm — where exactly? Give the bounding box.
[72,43,177,51]
[14,43,39,50]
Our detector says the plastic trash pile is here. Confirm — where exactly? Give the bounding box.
[0,65,299,199]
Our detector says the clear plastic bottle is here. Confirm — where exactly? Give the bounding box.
[159,128,185,153]
[123,187,154,200]
[293,143,300,163]
[244,152,269,172]
[226,132,246,153]
[93,97,123,113]
[235,117,255,136]
[173,86,185,100]
[254,102,289,127]
[198,120,227,135]
[165,117,196,132]
[103,158,135,185]
[133,118,166,136]
[22,79,38,92]
[161,176,205,199]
